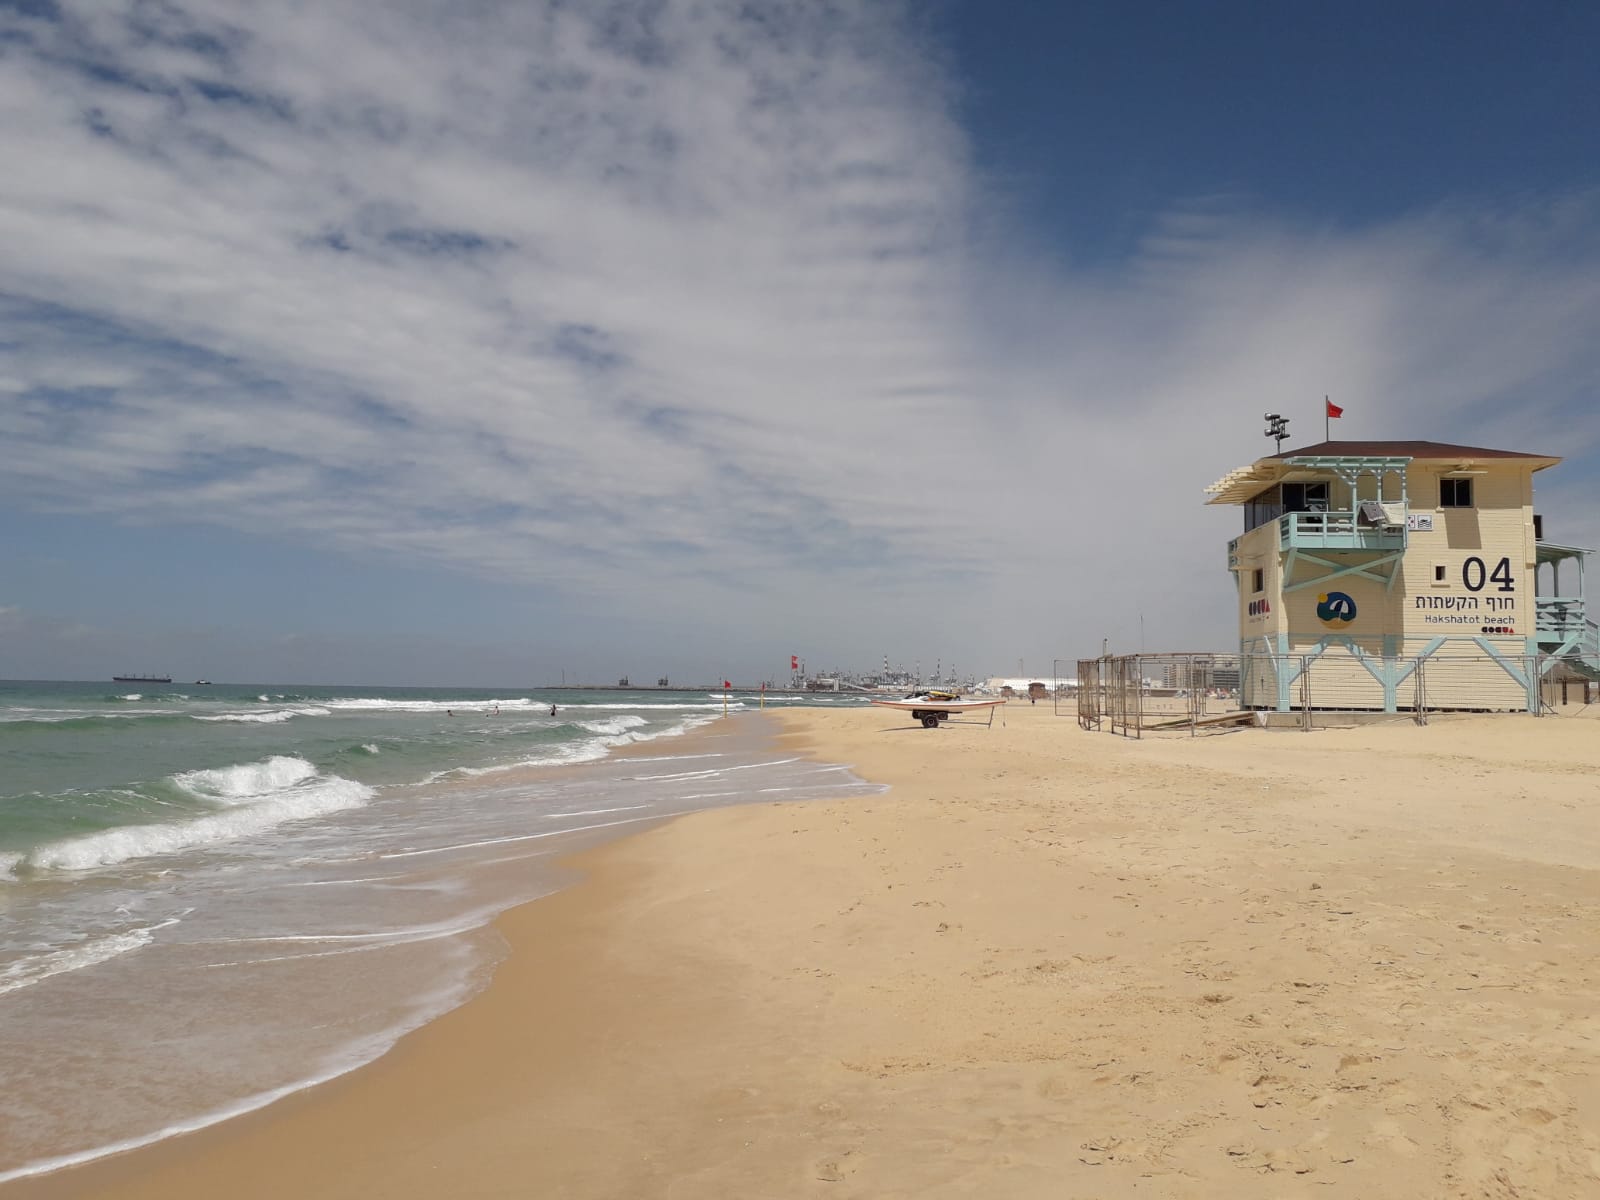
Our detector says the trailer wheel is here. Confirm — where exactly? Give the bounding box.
[921,714,939,728]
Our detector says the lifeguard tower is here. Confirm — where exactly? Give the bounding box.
[1204,439,1599,713]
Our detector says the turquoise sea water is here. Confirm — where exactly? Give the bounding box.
[0,679,879,1183]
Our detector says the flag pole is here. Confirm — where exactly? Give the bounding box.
[1325,395,1330,442]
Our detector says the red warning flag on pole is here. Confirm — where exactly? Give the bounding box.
[1324,396,1343,440]
[723,680,731,689]
[790,655,798,670]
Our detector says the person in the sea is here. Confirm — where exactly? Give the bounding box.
[446,709,454,716]
[549,704,557,716]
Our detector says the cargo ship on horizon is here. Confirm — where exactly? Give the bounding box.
[111,674,172,683]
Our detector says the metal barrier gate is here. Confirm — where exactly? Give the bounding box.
[1071,648,1547,735]
[1069,653,1243,737]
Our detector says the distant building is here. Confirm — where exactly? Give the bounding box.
[985,676,1067,694]
[1159,656,1240,693]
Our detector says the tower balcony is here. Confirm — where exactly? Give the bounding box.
[1277,507,1408,553]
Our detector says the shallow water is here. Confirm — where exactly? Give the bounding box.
[0,681,880,1181]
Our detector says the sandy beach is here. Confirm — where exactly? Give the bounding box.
[13,701,1600,1199]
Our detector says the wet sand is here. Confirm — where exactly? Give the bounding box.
[13,702,1600,1198]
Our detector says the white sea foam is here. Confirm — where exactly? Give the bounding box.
[618,752,730,763]
[191,705,331,724]
[423,714,705,784]
[581,702,732,710]
[0,918,180,997]
[203,908,504,950]
[575,715,648,736]
[421,737,610,783]
[359,744,380,755]
[632,756,800,782]
[540,803,653,819]
[0,710,118,724]
[317,697,537,712]
[628,767,722,782]
[22,760,374,872]
[376,813,661,860]
[174,755,319,803]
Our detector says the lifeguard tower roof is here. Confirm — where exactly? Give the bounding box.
[1205,439,1560,505]
[1267,440,1560,464]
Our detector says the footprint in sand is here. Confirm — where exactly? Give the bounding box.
[813,1151,855,1181]
[1365,1118,1420,1157]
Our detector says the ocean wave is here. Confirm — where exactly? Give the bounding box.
[316,697,538,713]
[580,702,737,711]
[190,706,331,725]
[18,760,374,872]
[574,715,648,736]
[0,918,181,997]
[173,755,320,804]
[423,737,614,782]
[0,710,190,731]
[426,713,715,782]
[192,711,293,724]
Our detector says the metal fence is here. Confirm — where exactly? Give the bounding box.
[1070,648,1550,736]
[1239,645,1543,721]
[1058,658,1093,727]
[1067,653,1244,737]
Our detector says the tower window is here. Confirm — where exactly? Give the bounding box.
[1252,568,1264,593]
[1282,481,1330,512]
[1440,478,1473,508]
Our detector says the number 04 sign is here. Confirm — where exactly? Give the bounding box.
[1462,556,1515,593]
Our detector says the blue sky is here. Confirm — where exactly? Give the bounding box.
[2,0,1597,686]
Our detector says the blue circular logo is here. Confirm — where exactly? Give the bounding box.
[1316,591,1357,623]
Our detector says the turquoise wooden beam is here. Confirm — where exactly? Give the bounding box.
[1282,550,1404,593]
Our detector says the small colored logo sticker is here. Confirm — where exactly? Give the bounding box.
[1316,591,1357,624]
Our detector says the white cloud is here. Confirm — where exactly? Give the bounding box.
[1,0,1597,670]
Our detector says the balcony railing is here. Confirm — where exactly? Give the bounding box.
[1537,597,1589,640]
[1278,509,1407,552]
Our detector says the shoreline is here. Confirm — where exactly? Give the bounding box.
[0,710,809,1194]
[11,704,1600,1198]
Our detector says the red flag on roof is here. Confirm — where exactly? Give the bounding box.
[790,655,798,670]
[723,680,731,688]
[1326,399,1344,419]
